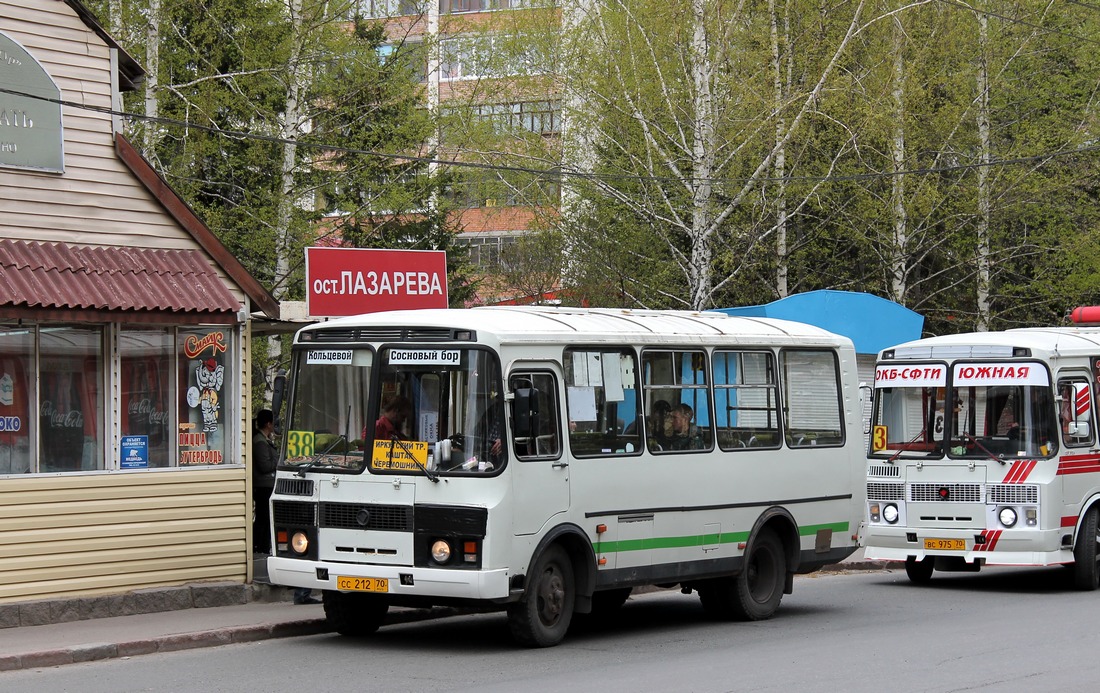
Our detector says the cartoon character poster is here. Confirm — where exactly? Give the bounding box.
[178,330,230,465]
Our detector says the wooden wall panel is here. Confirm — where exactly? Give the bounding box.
[0,469,249,602]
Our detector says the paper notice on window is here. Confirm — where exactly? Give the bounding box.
[572,354,590,386]
[603,354,624,402]
[567,386,598,421]
[587,352,603,387]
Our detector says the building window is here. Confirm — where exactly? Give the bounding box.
[439,36,548,81]
[0,325,34,474]
[121,328,174,468]
[0,322,238,475]
[460,101,561,136]
[456,233,521,269]
[345,0,422,19]
[39,326,104,472]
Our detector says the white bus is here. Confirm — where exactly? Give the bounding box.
[863,310,1100,588]
[265,306,864,646]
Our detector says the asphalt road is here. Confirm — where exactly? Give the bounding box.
[6,566,1100,693]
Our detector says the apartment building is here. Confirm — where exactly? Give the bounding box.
[336,0,563,305]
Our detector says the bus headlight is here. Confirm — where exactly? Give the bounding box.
[290,531,310,555]
[882,504,900,524]
[998,507,1018,528]
[431,540,452,564]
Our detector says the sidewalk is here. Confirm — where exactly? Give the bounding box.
[0,551,892,672]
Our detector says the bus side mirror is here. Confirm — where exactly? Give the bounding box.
[272,368,288,434]
[1067,421,1091,438]
[512,387,540,438]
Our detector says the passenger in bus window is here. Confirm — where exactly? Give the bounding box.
[667,403,703,451]
[636,399,672,451]
[375,396,412,440]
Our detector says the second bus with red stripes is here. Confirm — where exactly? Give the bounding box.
[863,309,1100,588]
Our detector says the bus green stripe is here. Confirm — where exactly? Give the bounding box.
[593,521,850,554]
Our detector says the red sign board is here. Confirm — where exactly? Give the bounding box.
[305,247,449,317]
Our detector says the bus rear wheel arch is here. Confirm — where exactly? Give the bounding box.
[699,527,787,621]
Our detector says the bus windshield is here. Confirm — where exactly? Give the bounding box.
[871,362,1056,460]
[283,345,506,476]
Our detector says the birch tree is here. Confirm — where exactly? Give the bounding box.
[558,0,873,310]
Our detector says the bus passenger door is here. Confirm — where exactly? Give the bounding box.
[509,368,570,536]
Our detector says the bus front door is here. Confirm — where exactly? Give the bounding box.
[509,369,570,536]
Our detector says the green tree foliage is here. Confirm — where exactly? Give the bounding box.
[555,0,1100,328]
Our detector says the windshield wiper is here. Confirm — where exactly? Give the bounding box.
[959,433,1007,465]
[389,434,439,483]
[886,428,936,464]
[296,405,352,478]
[296,433,349,478]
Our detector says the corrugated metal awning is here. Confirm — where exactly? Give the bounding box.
[0,239,241,317]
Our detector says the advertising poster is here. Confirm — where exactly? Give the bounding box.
[178,330,229,466]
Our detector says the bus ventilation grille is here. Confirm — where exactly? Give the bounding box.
[276,478,314,496]
[987,484,1039,505]
[909,483,981,503]
[867,482,904,501]
[309,327,457,343]
[320,503,413,532]
[273,500,317,527]
[868,465,900,478]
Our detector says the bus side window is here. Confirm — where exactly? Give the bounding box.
[510,372,562,460]
[563,349,640,457]
[642,348,713,454]
[781,349,845,448]
[714,350,780,452]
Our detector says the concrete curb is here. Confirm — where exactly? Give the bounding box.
[0,605,478,672]
[0,618,329,672]
[818,560,900,573]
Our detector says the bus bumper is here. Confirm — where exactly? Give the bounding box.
[267,556,511,600]
[862,527,1074,567]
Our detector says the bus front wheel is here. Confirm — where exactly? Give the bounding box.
[508,545,575,647]
[904,557,934,584]
[700,528,786,621]
[1073,505,1100,591]
[322,590,388,636]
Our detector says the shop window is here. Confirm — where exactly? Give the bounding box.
[0,323,239,475]
[39,326,104,472]
[178,328,234,466]
[0,325,34,474]
[121,328,174,468]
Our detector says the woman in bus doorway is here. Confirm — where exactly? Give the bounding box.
[668,403,704,450]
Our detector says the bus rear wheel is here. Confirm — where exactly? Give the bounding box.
[1073,505,1100,591]
[322,590,388,636]
[700,528,786,621]
[904,557,934,584]
[508,545,575,647]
